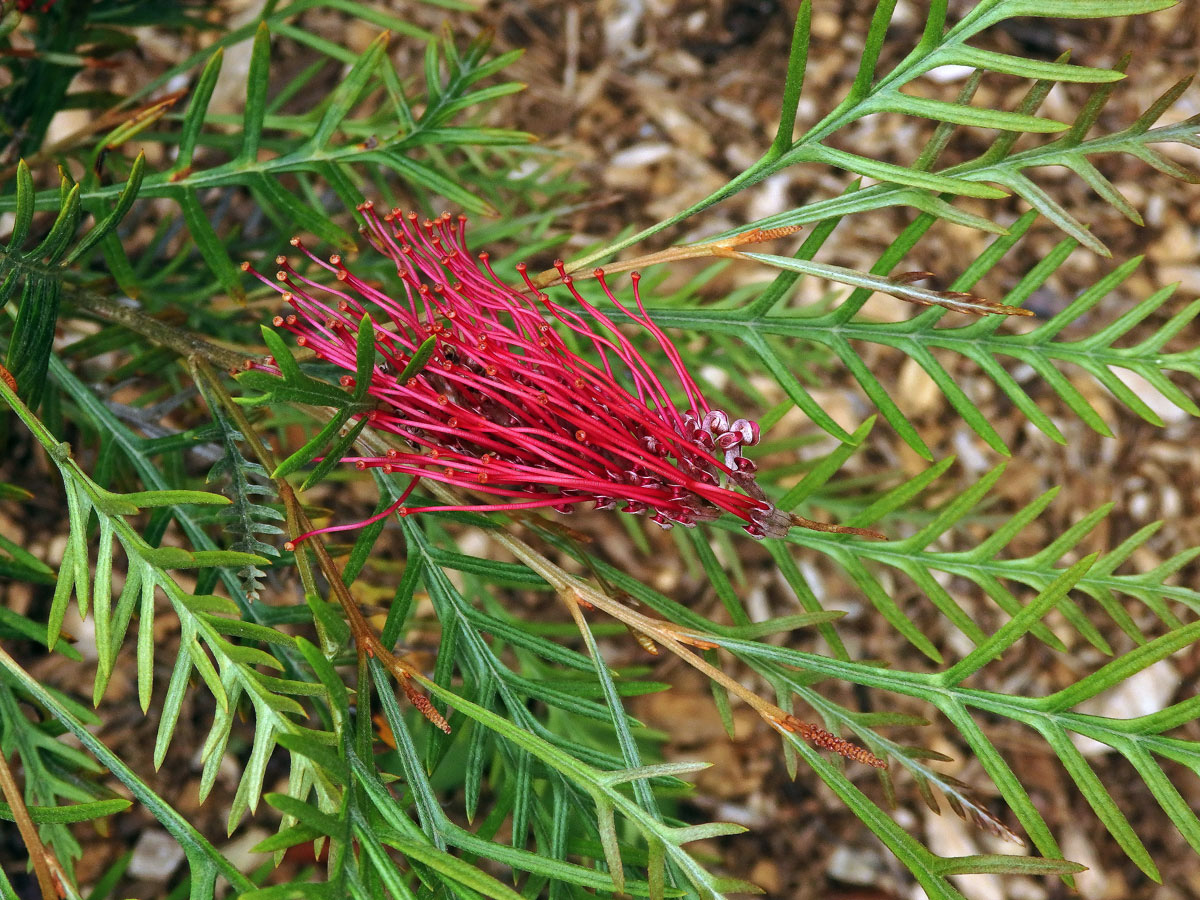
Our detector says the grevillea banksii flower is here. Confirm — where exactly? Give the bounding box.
[243,203,884,546]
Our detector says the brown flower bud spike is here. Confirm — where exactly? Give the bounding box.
[770,713,887,769]
[400,674,451,735]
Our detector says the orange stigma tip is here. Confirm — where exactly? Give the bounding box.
[330,254,340,265]
[283,541,296,552]
[593,267,604,277]
[272,316,284,326]
[240,261,250,271]
[289,237,301,246]
[276,255,287,265]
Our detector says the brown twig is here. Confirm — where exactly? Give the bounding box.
[0,749,58,900]
[532,226,1031,319]
[530,224,804,289]
[79,291,249,372]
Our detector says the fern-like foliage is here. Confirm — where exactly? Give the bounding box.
[1,2,1198,899]
[0,15,533,304]
[570,0,1195,268]
[1,157,143,406]
[200,381,283,601]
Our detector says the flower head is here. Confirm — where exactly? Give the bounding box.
[244,204,880,545]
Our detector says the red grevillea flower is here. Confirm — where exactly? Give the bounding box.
[243,203,881,546]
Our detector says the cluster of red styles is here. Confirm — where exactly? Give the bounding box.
[243,203,881,547]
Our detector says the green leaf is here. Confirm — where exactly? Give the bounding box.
[6,159,35,252]
[33,179,82,264]
[237,369,352,409]
[115,488,234,509]
[175,47,224,173]
[251,175,353,251]
[770,0,812,154]
[371,151,498,216]
[309,30,388,149]
[273,406,356,479]
[6,276,62,407]
[260,325,302,380]
[872,93,1069,133]
[933,855,1088,877]
[67,151,147,264]
[178,187,245,302]
[0,644,254,894]
[789,144,1009,198]
[396,333,439,384]
[352,312,376,400]
[240,23,272,162]
[980,0,1174,19]
[934,46,1124,83]
[377,835,527,900]
[298,415,369,491]
[0,798,131,825]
